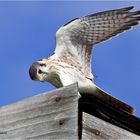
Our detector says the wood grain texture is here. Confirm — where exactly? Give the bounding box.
[79,93,140,135]
[0,83,79,139]
[0,83,140,140]
[82,112,140,140]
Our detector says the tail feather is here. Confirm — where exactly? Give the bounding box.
[90,85,135,115]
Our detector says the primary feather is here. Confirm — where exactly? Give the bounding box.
[55,6,140,80]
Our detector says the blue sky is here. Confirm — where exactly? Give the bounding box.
[0,1,140,116]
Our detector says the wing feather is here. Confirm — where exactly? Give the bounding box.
[55,6,140,80]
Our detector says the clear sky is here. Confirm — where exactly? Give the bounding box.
[0,1,140,116]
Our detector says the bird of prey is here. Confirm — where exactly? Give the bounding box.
[29,6,140,115]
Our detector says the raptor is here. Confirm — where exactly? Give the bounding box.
[29,6,140,115]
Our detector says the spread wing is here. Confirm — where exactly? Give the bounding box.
[55,6,140,80]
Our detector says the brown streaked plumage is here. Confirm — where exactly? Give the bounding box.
[29,6,140,115]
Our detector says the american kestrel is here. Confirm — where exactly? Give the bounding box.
[29,6,140,114]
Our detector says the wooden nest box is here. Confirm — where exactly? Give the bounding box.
[0,83,140,139]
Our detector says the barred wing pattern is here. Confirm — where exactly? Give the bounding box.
[55,6,140,80]
[79,6,140,45]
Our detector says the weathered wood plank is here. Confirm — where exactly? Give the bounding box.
[82,112,140,140]
[0,83,140,139]
[79,93,140,135]
[0,83,79,139]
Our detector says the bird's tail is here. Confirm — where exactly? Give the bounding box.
[88,85,135,115]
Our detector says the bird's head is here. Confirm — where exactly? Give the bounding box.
[29,59,50,82]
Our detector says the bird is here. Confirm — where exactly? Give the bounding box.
[29,6,140,115]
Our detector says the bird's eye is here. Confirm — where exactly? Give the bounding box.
[38,69,42,74]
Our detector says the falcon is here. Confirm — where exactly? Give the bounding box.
[29,6,140,114]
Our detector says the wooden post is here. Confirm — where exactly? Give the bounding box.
[82,112,140,139]
[0,83,140,139]
[0,83,79,139]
